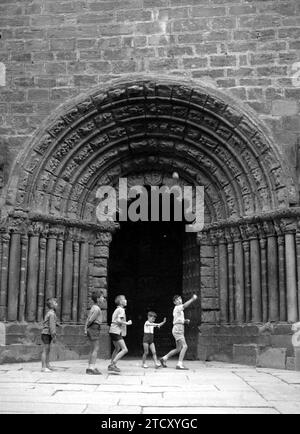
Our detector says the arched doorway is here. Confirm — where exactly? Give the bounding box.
[0,75,298,363]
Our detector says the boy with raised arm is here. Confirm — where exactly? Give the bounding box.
[160,294,198,370]
[142,311,166,369]
[108,295,132,374]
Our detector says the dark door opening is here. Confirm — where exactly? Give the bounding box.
[108,220,185,356]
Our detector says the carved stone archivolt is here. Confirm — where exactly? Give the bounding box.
[2,76,296,228]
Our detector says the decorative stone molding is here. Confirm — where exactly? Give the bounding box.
[3,77,295,227]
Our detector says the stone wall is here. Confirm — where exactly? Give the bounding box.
[0,0,300,192]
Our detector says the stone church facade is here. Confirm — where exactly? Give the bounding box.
[0,0,300,367]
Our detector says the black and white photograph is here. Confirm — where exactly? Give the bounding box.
[0,0,300,418]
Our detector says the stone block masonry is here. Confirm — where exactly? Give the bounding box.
[0,0,299,181]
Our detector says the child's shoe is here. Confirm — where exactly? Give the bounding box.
[108,364,120,374]
[41,368,52,373]
[176,365,189,370]
[143,364,149,369]
[155,364,161,369]
[160,357,167,368]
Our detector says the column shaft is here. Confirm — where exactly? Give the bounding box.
[37,236,47,322]
[0,233,10,321]
[227,243,235,323]
[259,238,268,323]
[219,242,228,323]
[285,233,298,322]
[7,233,21,321]
[267,235,279,321]
[234,240,245,323]
[79,241,89,323]
[278,235,287,321]
[72,241,80,322]
[18,234,28,322]
[26,234,40,322]
[62,239,73,322]
[45,236,57,302]
[250,238,262,322]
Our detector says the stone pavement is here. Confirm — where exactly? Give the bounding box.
[0,359,300,414]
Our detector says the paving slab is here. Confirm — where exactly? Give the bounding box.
[142,407,279,414]
[0,360,300,414]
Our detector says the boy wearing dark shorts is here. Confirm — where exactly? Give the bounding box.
[84,291,105,375]
[108,295,132,373]
[41,298,58,372]
[142,311,166,369]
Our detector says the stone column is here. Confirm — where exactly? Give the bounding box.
[264,221,279,322]
[241,226,251,323]
[297,228,300,322]
[275,222,287,322]
[231,227,245,323]
[258,224,268,323]
[246,224,262,323]
[37,232,47,322]
[55,232,64,321]
[18,233,29,322]
[0,232,10,321]
[26,225,40,322]
[225,229,235,323]
[217,229,228,323]
[79,234,89,323]
[62,231,73,322]
[45,228,57,302]
[72,236,80,322]
[282,219,298,322]
[7,231,21,321]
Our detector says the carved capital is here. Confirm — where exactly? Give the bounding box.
[244,223,259,240]
[96,231,113,246]
[280,217,297,234]
[230,226,241,243]
[262,220,276,238]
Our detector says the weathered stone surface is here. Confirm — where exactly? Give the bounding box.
[233,344,258,366]
[0,323,5,346]
[256,347,287,369]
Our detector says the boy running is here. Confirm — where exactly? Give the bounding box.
[160,294,198,370]
[108,295,132,373]
[41,298,58,372]
[84,291,105,375]
[142,311,166,369]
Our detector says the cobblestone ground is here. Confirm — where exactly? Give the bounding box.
[0,359,300,414]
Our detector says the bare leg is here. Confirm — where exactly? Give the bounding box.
[89,340,100,368]
[112,339,128,365]
[142,343,149,365]
[111,341,120,364]
[162,340,182,361]
[150,343,159,365]
[41,343,49,369]
[178,340,188,364]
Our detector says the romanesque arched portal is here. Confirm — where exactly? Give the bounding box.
[1,76,299,362]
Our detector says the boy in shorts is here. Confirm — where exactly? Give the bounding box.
[108,295,132,373]
[41,298,58,372]
[84,290,105,375]
[160,294,198,370]
[142,311,166,369]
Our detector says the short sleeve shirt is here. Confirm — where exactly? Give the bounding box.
[144,321,155,334]
[89,304,102,325]
[109,307,127,336]
[173,305,185,325]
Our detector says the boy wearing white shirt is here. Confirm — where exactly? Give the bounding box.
[142,311,166,369]
[160,294,198,370]
[108,295,132,374]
